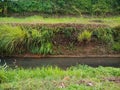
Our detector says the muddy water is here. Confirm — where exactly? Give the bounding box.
[0,57,120,68]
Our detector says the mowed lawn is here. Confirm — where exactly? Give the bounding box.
[0,16,120,27]
[0,65,120,90]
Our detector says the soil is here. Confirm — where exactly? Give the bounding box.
[53,38,114,55]
[52,29,117,55]
[104,77,120,83]
[78,79,95,86]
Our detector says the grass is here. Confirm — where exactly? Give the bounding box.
[0,65,120,90]
[0,25,53,55]
[0,25,27,54]
[0,24,119,55]
[0,16,120,27]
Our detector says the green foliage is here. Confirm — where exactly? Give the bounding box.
[30,28,54,54]
[62,27,75,38]
[113,25,120,42]
[0,63,8,83]
[26,29,42,50]
[0,72,7,83]
[0,65,120,90]
[0,25,53,55]
[28,28,53,55]
[0,25,27,54]
[78,30,92,42]
[112,42,120,52]
[0,0,119,16]
[93,28,114,44]
[92,2,109,15]
[0,25,119,55]
[40,43,53,54]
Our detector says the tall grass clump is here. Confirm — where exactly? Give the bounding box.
[93,28,114,44]
[28,29,53,54]
[113,25,120,42]
[0,25,53,55]
[112,42,120,52]
[78,30,92,43]
[0,25,27,54]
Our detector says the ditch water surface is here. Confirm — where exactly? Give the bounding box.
[0,57,120,68]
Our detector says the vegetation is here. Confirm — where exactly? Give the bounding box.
[0,25,53,55]
[0,65,120,90]
[0,25,27,54]
[93,28,114,44]
[0,16,120,27]
[0,1,119,90]
[27,28,53,54]
[0,0,120,16]
[113,25,120,42]
[78,30,92,43]
[112,42,120,52]
[0,24,120,55]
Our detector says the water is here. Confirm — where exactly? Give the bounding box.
[0,57,120,68]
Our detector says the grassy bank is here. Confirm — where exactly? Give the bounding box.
[0,16,120,27]
[0,65,120,90]
[0,24,120,55]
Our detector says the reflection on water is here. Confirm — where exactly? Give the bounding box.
[0,59,8,69]
[0,58,18,68]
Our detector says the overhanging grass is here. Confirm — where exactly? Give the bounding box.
[0,16,120,27]
[0,65,120,90]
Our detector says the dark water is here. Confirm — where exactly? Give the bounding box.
[0,57,120,68]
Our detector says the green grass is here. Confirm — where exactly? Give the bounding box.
[0,16,120,27]
[0,25,53,55]
[0,65,120,90]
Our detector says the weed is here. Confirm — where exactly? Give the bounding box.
[113,25,120,42]
[40,43,53,54]
[93,28,114,44]
[27,28,54,54]
[112,42,120,52]
[26,29,42,50]
[0,65,120,90]
[62,27,75,38]
[0,25,27,54]
[78,30,92,43]
[0,25,54,55]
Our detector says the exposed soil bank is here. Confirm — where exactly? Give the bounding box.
[1,54,120,58]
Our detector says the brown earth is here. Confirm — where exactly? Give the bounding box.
[53,42,114,55]
[104,77,120,83]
